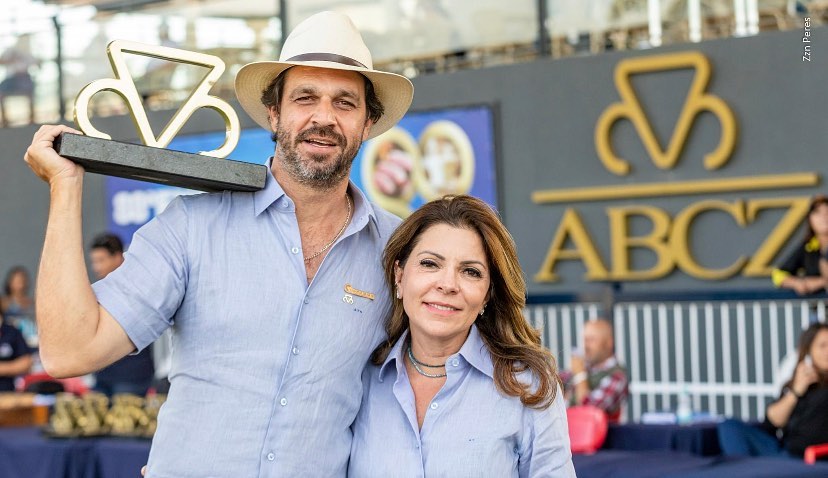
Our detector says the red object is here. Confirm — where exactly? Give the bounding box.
[804,443,828,464]
[567,405,609,454]
[16,372,89,396]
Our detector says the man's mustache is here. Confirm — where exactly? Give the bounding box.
[295,126,346,148]
[270,127,346,148]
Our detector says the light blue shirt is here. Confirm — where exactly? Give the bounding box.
[93,165,401,478]
[349,325,576,477]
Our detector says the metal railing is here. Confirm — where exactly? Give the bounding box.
[527,298,826,422]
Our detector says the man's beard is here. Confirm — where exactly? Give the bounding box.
[272,124,363,191]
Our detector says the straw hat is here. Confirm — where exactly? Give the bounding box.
[235,11,414,139]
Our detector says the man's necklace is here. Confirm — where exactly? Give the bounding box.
[304,195,351,264]
[407,345,447,378]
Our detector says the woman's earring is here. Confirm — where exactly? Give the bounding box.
[395,286,401,299]
[479,303,486,316]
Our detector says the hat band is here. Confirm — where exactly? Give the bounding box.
[286,53,367,69]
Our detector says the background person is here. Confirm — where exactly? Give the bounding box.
[772,194,828,295]
[349,195,575,477]
[0,309,33,391]
[88,233,155,397]
[718,321,828,457]
[1,266,37,349]
[560,318,629,422]
[0,36,37,127]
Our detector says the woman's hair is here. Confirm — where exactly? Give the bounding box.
[372,195,559,409]
[784,321,828,391]
[802,194,828,244]
[3,266,29,296]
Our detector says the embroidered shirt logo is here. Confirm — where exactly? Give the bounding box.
[344,284,376,301]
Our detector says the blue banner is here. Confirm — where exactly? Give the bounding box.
[105,104,497,244]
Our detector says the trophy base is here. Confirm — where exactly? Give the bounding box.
[54,133,267,192]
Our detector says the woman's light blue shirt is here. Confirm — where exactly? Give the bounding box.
[349,325,576,477]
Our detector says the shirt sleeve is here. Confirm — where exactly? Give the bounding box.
[582,369,629,412]
[9,327,32,358]
[518,385,577,478]
[92,196,190,352]
[772,245,806,287]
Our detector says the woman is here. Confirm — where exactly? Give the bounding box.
[349,195,575,477]
[718,321,828,457]
[772,194,828,295]
[0,266,36,347]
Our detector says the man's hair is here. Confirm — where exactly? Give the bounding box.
[90,233,124,255]
[260,68,384,125]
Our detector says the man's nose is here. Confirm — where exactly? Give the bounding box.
[311,101,336,127]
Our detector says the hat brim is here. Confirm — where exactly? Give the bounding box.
[235,60,413,140]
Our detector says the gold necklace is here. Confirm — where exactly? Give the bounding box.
[303,195,352,264]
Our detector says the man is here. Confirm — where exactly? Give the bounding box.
[88,233,155,397]
[24,11,413,477]
[561,318,629,422]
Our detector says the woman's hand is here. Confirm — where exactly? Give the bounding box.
[791,360,818,397]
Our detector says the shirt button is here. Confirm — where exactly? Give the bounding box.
[280,397,287,406]
[430,402,438,410]
[303,298,309,304]
[292,347,299,355]
[291,247,299,254]
[451,358,460,367]
[282,201,289,208]
[267,452,275,461]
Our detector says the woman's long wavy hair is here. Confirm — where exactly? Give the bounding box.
[371,195,559,409]
[784,321,828,391]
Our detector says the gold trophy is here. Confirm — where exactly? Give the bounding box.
[55,39,265,192]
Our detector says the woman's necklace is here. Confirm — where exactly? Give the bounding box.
[304,195,352,264]
[407,345,447,378]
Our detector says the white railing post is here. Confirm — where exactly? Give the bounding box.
[688,0,702,42]
[647,0,662,47]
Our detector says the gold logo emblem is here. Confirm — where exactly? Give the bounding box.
[595,51,737,176]
[74,40,239,158]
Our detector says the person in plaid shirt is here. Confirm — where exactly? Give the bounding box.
[561,318,629,422]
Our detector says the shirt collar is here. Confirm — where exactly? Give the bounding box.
[806,236,820,252]
[253,158,381,235]
[378,329,408,382]
[377,324,494,382]
[589,355,619,373]
[457,325,494,379]
[253,158,284,216]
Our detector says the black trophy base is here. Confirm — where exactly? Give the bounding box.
[54,133,267,192]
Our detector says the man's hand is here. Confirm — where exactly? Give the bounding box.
[792,359,818,397]
[570,353,586,375]
[24,125,85,186]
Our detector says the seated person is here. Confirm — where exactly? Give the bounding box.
[0,310,34,391]
[772,194,828,295]
[560,318,629,422]
[718,321,828,458]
